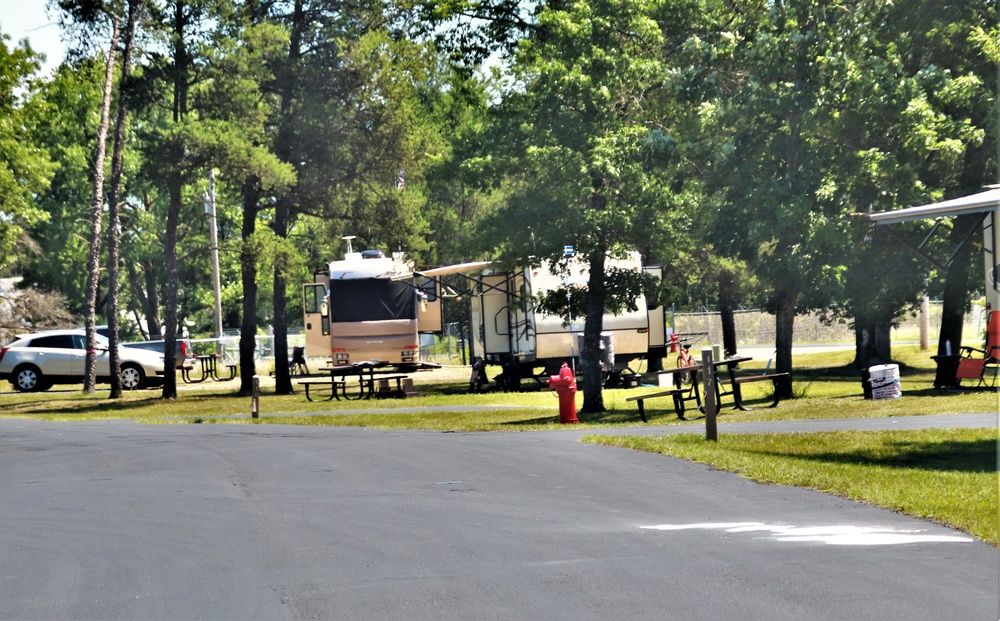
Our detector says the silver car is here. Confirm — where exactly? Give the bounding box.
[0,329,166,392]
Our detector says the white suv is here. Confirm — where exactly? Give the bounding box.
[0,329,166,392]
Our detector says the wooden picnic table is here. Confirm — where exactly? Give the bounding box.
[627,355,788,420]
[300,363,411,402]
[181,354,236,383]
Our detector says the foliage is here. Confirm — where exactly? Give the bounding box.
[4,0,999,401]
[17,58,104,306]
[466,0,710,411]
[0,34,55,272]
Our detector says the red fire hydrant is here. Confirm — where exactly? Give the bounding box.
[669,332,679,353]
[548,363,578,424]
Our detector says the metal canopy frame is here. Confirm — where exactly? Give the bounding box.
[878,214,986,272]
[867,187,999,295]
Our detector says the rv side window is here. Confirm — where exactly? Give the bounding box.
[303,284,324,314]
[417,276,437,302]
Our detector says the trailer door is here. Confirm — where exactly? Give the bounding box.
[303,283,330,358]
[416,276,443,333]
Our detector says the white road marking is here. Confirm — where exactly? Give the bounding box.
[639,522,974,545]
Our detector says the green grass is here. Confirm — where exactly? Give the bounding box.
[582,428,999,546]
[2,345,997,427]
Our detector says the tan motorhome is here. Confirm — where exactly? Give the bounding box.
[302,240,441,369]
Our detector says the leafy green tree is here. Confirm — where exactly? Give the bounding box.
[237,1,457,393]
[886,1,997,355]
[196,11,295,393]
[470,0,703,412]
[138,0,216,398]
[701,0,993,389]
[704,1,858,397]
[0,33,54,273]
[19,60,103,305]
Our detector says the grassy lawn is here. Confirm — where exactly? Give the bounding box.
[2,344,996,427]
[3,344,996,544]
[583,428,999,546]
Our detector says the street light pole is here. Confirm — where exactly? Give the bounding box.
[563,245,575,375]
[206,169,223,348]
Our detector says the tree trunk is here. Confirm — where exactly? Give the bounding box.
[269,0,306,396]
[162,177,181,399]
[938,215,978,355]
[580,243,608,413]
[105,0,140,398]
[272,196,292,394]
[161,0,191,399]
[719,268,737,357]
[853,321,892,368]
[126,261,160,338]
[83,14,121,393]
[773,289,798,400]
[142,259,161,337]
[239,178,260,396]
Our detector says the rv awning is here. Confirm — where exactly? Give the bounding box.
[415,261,492,278]
[391,261,492,281]
[868,187,1000,224]
[864,187,999,275]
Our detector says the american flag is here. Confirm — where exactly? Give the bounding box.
[397,168,405,191]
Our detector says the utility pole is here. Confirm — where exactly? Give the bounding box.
[206,169,223,349]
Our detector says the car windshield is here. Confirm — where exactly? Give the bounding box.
[94,334,110,346]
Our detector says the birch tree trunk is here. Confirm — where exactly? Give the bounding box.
[83,14,121,393]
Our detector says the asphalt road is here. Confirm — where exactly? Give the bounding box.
[1,415,997,620]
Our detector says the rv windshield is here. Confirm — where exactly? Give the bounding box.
[330,279,416,323]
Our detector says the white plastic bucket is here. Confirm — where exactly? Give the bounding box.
[869,364,901,400]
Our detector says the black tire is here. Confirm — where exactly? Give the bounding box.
[12,364,47,392]
[120,364,146,390]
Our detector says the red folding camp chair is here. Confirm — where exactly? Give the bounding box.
[955,310,1000,389]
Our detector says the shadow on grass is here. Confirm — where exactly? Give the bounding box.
[747,438,997,473]
[2,389,249,417]
[496,408,682,427]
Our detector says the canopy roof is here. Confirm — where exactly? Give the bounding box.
[868,186,1000,225]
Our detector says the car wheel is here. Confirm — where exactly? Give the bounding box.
[13,364,47,392]
[120,364,147,390]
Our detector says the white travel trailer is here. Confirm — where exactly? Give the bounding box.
[462,252,665,388]
[302,238,442,369]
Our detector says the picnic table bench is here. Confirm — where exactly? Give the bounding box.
[297,377,348,402]
[626,383,701,422]
[697,356,788,411]
[625,363,702,421]
[181,354,236,383]
[725,372,789,410]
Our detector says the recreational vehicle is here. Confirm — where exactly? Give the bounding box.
[302,238,441,369]
[465,252,665,387]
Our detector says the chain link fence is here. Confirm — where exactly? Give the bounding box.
[670,302,986,348]
[179,302,987,369]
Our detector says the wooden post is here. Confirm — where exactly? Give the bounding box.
[702,348,717,441]
[919,294,930,351]
[251,375,260,419]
